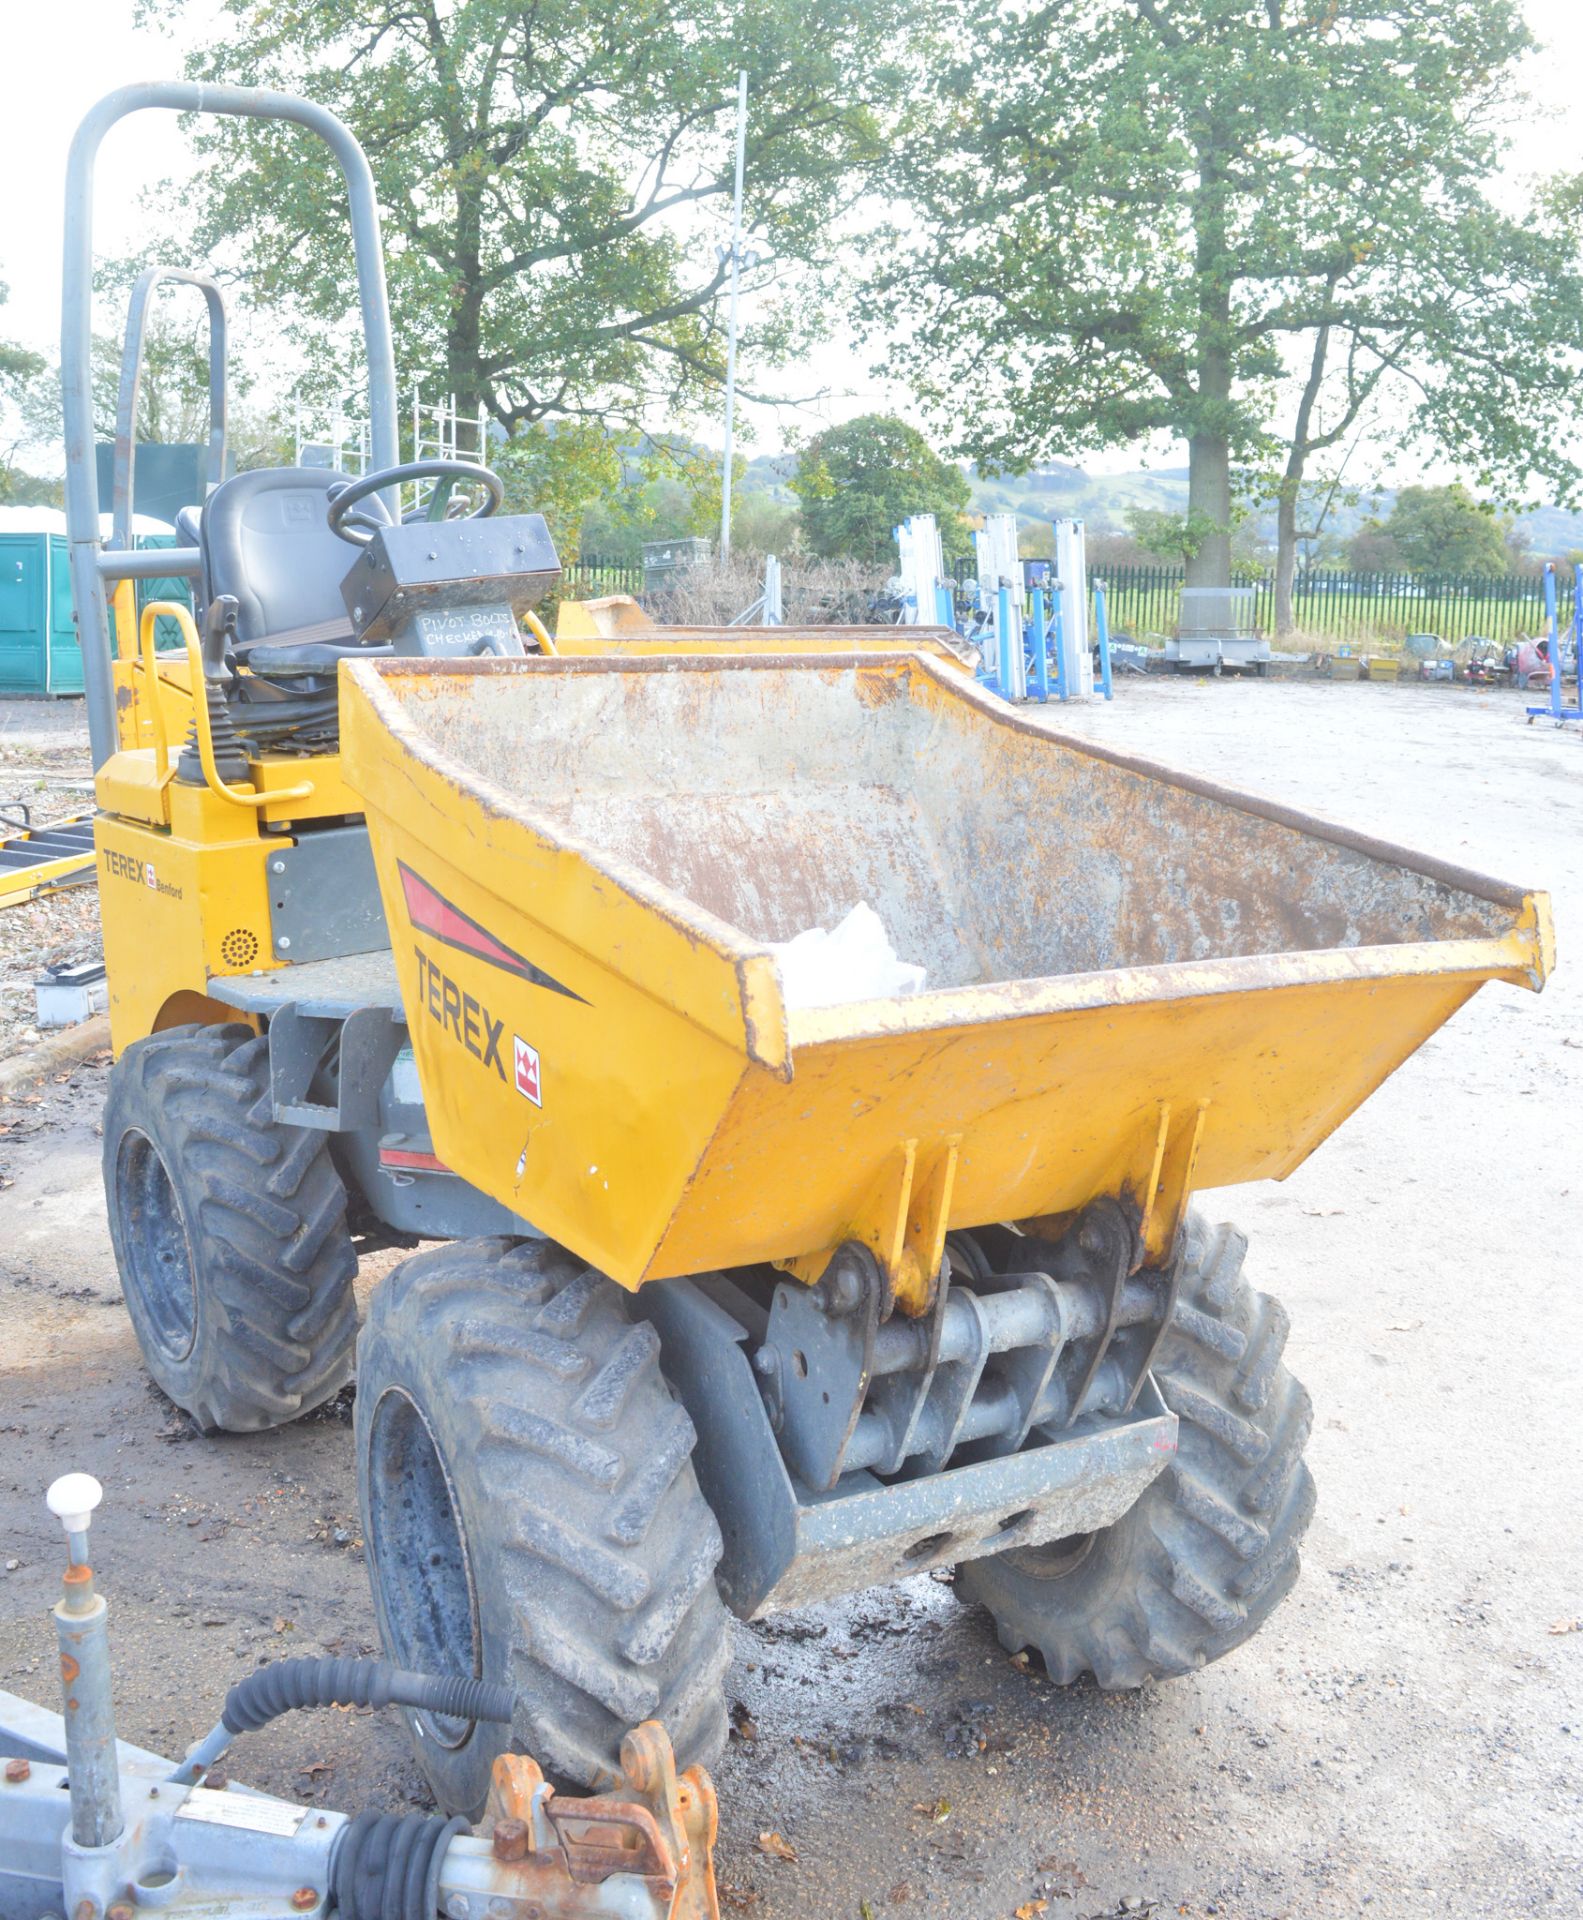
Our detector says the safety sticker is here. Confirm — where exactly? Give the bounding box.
[175,1786,306,1835]
[513,1035,542,1106]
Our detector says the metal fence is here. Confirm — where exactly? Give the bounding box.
[564,553,1577,647]
[562,555,644,598]
[1091,565,1572,647]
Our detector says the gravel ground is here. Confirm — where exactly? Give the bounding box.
[0,700,100,1060]
[0,674,1579,1919]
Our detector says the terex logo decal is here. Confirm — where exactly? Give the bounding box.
[398,863,585,1001]
[103,847,182,900]
[414,944,507,1077]
[413,943,545,1106]
[513,1036,542,1106]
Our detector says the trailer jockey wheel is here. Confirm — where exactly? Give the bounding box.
[957,1210,1316,1686]
[355,1236,731,1814]
[102,1023,358,1433]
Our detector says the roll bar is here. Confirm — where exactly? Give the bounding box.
[63,83,399,767]
[111,267,229,556]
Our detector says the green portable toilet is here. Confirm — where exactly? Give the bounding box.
[0,534,49,693]
[46,535,83,693]
[0,518,190,695]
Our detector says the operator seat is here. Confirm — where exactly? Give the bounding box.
[197,466,391,665]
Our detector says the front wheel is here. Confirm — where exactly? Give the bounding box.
[102,1023,358,1432]
[355,1237,731,1813]
[958,1211,1316,1686]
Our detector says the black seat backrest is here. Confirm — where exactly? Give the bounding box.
[198,467,391,647]
[174,505,206,627]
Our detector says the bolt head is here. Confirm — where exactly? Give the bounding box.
[492,1816,530,1861]
[290,1891,318,1913]
[107,1905,134,1920]
[4,1757,30,1782]
[752,1346,779,1378]
[827,1263,865,1315]
[276,936,291,950]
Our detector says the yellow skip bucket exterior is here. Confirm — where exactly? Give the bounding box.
[340,651,1552,1308]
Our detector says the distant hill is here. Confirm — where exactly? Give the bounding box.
[967,462,1583,554]
[971,460,1191,527]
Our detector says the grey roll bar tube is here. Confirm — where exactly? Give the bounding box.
[63,83,400,768]
[111,267,229,556]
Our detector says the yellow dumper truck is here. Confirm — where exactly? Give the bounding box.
[69,86,1551,1820]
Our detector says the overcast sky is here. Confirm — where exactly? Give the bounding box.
[4,0,1580,478]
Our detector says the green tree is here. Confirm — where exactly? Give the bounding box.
[1346,518,1403,574]
[0,281,58,506]
[1383,483,1509,575]
[493,422,624,554]
[791,414,970,562]
[144,0,906,437]
[873,0,1583,624]
[1125,506,1223,567]
[732,490,800,555]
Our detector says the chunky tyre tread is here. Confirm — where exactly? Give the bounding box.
[356,1238,729,1811]
[958,1210,1316,1689]
[103,1024,357,1433]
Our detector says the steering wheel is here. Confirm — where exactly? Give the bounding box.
[327,459,505,546]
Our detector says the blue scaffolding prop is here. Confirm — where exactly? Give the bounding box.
[1093,578,1115,702]
[973,573,1123,706]
[1526,562,1583,727]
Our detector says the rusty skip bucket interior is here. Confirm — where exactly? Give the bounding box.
[339,651,1552,1302]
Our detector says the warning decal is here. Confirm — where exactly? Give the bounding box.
[513,1035,542,1106]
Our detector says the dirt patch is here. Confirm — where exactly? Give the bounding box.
[0,703,100,1061]
[1,677,1579,1918]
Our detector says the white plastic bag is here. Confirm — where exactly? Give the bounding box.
[771,901,927,1010]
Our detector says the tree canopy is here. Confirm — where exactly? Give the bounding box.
[1381,483,1510,575]
[143,0,907,438]
[791,414,971,562]
[0,281,56,506]
[871,0,1583,611]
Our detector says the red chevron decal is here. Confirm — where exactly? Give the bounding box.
[398,863,585,1001]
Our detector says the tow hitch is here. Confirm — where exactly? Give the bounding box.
[0,1474,719,1920]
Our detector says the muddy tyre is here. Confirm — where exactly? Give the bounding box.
[957,1212,1316,1686]
[103,1023,358,1433]
[355,1237,730,1812]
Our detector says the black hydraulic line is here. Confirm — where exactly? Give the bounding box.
[220,1657,515,1736]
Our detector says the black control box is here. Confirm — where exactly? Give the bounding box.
[341,513,561,654]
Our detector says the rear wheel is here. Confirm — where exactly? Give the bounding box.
[102,1023,358,1432]
[355,1237,731,1813]
[957,1211,1316,1686]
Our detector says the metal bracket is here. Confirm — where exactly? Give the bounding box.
[761,1244,881,1492]
[1057,1197,1136,1428]
[782,1134,960,1317]
[267,1002,406,1131]
[265,825,388,965]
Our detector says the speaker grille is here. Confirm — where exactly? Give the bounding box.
[220,928,260,969]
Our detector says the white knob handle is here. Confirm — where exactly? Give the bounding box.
[46,1473,103,1535]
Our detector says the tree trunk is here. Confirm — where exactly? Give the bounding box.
[1274,312,1336,636]
[1185,432,1231,588]
[1273,467,1301,636]
[1186,131,1232,593]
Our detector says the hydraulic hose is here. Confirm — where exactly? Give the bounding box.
[172,1657,515,1783]
[221,1656,515,1734]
